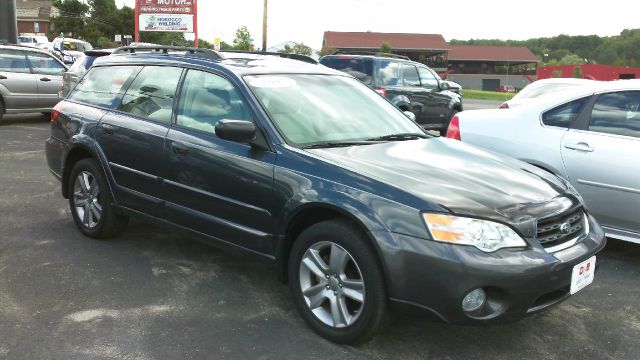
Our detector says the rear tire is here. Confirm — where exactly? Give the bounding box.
[0,99,5,122]
[68,158,128,239]
[288,219,388,344]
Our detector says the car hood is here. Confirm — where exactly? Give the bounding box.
[306,138,574,223]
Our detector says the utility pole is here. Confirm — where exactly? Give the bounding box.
[262,0,267,52]
[0,0,18,44]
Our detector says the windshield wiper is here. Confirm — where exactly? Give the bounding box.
[365,133,430,142]
[301,141,373,149]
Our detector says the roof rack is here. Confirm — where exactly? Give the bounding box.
[113,46,224,60]
[331,51,411,60]
[221,50,318,64]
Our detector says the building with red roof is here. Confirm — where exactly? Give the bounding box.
[322,31,541,91]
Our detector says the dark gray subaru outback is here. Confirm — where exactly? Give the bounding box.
[45,46,605,344]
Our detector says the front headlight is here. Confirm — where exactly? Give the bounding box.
[422,213,527,252]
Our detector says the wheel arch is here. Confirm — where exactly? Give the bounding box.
[275,203,390,293]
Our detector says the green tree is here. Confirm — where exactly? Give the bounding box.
[317,46,337,57]
[50,0,89,38]
[573,66,583,78]
[380,42,392,53]
[292,43,312,56]
[232,26,253,50]
[559,54,585,65]
[280,44,294,54]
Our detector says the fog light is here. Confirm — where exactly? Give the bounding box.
[462,288,486,312]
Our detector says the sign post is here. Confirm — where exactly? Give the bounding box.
[135,0,198,47]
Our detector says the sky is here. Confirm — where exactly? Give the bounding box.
[116,0,638,50]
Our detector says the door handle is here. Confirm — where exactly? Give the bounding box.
[171,142,190,156]
[564,142,594,152]
[0,75,7,80]
[101,123,116,135]
[40,77,52,82]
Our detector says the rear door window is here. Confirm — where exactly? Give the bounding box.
[589,91,640,138]
[117,66,183,124]
[320,57,373,85]
[0,49,31,73]
[26,52,66,75]
[68,66,141,108]
[541,97,589,128]
[400,64,420,86]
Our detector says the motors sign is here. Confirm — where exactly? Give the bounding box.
[139,0,194,14]
[135,0,198,45]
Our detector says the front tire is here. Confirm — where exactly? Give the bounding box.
[289,220,387,344]
[68,158,128,239]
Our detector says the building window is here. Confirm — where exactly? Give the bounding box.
[34,22,40,33]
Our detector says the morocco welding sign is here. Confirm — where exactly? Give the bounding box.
[135,0,199,44]
[140,14,193,32]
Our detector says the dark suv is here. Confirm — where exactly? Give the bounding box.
[46,46,605,344]
[320,54,462,134]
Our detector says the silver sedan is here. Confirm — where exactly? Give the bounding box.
[447,80,640,244]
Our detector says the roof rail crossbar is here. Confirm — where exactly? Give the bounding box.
[222,50,318,64]
[113,46,224,60]
[332,51,411,60]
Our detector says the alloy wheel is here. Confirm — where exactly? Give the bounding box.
[72,171,102,229]
[298,241,365,328]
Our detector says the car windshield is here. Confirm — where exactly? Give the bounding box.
[514,82,583,100]
[245,74,425,147]
[63,41,93,52]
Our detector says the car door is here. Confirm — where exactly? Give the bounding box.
[417,66,454,126]
[25,51,67,109]
[0,48,39,110]
[164,68,276,254]
[560,90,640,236]
[94,65,184,219]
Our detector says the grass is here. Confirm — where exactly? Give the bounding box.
[462,89,516,101]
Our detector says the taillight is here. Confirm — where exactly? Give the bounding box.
[374,88,387,97]
[499,102,509,109]
[51,102,63,124]
[446,115,461,140]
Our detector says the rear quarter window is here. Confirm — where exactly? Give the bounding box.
[320,57,373,85]
[68,66,141,109]
[541,97,589,128]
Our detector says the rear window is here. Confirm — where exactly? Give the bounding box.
[68,66,141,108]
[320,57,373,85]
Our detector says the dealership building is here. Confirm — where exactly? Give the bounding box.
[322,31,539,91]
[16,0,56,37]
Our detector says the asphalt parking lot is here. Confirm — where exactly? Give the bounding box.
[1,113,639,359]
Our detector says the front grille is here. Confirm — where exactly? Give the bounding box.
[536,208,585,248]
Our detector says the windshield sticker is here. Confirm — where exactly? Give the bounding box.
[248,77,296,88]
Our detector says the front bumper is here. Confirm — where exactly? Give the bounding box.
[372,214,606,324]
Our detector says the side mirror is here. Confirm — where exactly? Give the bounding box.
[439,81,450,91]
[403,111,416,121]
[215,119,256,143]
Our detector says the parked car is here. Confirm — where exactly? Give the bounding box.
[447,80,640,244]
[46,47,605,344]
[501,78,596,109]
[496,84,516,93]
[0,44,67,121]
[319,54,462,134]
[61,49,114,97]
[50,37,93,65]
[17,34,50,47]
